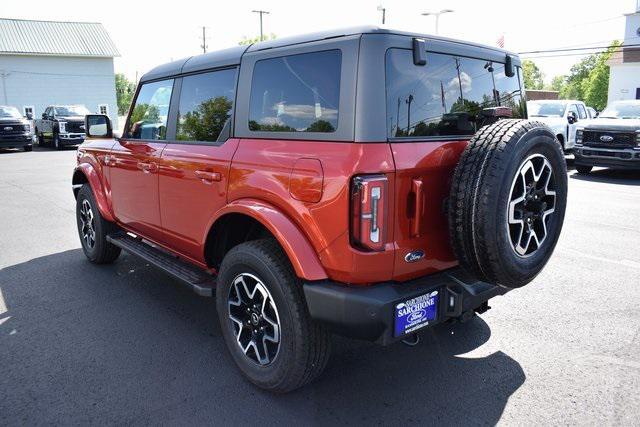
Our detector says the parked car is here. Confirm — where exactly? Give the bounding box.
[35,105,89,149]
[0,105,34,151]
[574,100,640,173]
[72,27,568,392]
[527,100,592,152]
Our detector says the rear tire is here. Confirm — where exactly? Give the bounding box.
[23,144,32,152]
[76,184,121,264]
[216,238,330,393]
[575,165,592,174]
[448,119,567,289]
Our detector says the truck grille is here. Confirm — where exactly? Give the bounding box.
[0,124,29,135]
[583,130,636,148]
[65,121,85,133]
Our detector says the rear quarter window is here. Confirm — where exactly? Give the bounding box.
[248,50,341,133]
[385,49,525,139]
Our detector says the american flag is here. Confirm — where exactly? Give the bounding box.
[497,34,505,48]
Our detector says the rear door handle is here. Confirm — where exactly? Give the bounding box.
[195,170,221,183]
[411,178,424,237]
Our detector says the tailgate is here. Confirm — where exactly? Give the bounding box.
[390,139,467,281]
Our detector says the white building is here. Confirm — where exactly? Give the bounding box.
[608,1,640,102]
[0,18,119,127]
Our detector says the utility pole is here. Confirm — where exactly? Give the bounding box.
[0,70,9,104]
[200,26,209,54]
[377,5,386,25]
[406,94,414,135]
[454,58,464,105]
[421,9,454,35]
[252,10,270,41]
[396,97,401,135]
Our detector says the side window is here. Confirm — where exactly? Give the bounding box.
[176,68,237,143]
[567,104,579,118]
[125,79,174,140]
[249,50,341,133]
[577,104,587,119]
[385,49,525,138]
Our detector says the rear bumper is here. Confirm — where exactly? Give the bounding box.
[303,267,508,345]
[575,145,640,170]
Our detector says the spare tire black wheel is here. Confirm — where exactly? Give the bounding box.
[448,119,567,289]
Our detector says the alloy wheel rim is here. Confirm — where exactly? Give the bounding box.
[507,154,556,257]
[79,199,96,249]
[227,273,281,366]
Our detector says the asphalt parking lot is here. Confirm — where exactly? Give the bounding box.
[1,146,639,425]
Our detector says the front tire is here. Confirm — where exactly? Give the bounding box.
[23,144,32,152]
[216,239,330,393]
[575,165,592,174]
[76,184,121,264]
[53,133,61,150]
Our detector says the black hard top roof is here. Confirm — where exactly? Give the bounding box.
[140,26,513,82]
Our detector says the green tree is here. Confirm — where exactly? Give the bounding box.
[115,73,136,116]
[177,96,232,141]
[239,33,277,45]
[522,60,544,90]
[581,41,621,110]
[306,120,335,132]
[545,75,567,92]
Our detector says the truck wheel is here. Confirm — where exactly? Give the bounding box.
[53,133,61,150]
[216,238,330,393]
[448,119,567,289]
[23,144,32,152]
[575,165,592,174]
[36,130,44,146]
[76,184,121,264]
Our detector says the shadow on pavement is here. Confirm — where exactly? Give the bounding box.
[569,168,640,186]
[0,249,525,424]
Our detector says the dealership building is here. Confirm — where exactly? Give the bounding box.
[0,18,119,128]
[608,2,640,102]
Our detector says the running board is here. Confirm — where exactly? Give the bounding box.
[106,232,216,297]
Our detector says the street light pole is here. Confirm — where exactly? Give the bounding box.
[252,10,270,41]
[421,9,454,35]
[377,5,386,25]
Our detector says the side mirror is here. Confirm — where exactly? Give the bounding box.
[567,112,577,124]
[505,54,515,77]
[85,114,113,138]
[42,113,47,119]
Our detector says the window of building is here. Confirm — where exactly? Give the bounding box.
[176,68,237,143]
[98,104,109,116]
[249,50,341,133]
[23,106,35,119]
[385,49,525,138]
[125,79,174,140]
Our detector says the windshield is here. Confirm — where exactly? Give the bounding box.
[0,106,23,119]
[598,102,640,119]
[54,105,91,117]
[527,102,566,117]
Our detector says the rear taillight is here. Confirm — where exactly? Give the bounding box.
[351,175,388,251]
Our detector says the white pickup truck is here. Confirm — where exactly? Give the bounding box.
[527,100,596,152]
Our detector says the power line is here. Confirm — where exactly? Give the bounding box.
[521,45,634,59]
[519,42,640,55]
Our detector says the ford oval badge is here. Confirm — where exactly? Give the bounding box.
[599,135,614,142]
[404,250,425,263]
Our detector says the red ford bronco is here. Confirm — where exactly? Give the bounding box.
[73,27,567,392]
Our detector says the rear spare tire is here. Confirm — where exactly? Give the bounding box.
[448,119,567,289]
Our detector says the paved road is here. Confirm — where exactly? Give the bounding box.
[1,147,639,425]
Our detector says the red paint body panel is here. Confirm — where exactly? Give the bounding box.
[210,200,328,281]
[228,139,397,284]
[108,139,166,242]
[157,139,239,262]
[390,140,467,280]
[75,139,116,222]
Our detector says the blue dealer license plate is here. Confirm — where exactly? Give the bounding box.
[394,290,439,337]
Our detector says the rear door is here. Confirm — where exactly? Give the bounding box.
[384,47,526,280]
[157,68,239,262]
[108,79,174,242]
